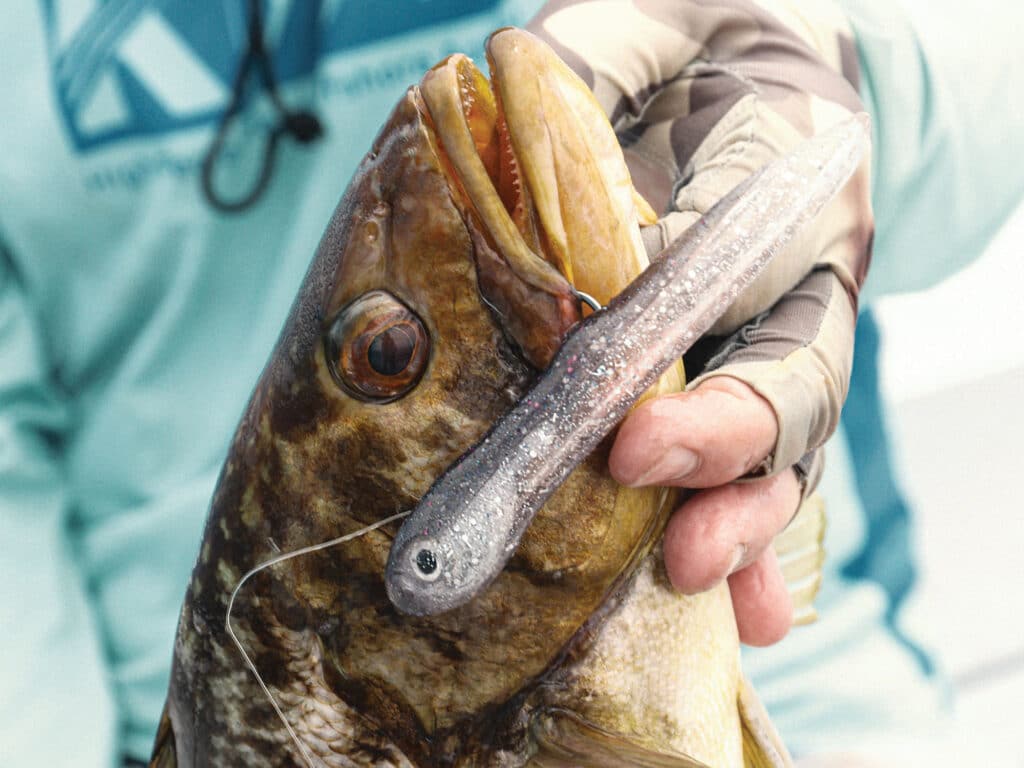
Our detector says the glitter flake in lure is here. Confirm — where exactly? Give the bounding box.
[386,114,870,616]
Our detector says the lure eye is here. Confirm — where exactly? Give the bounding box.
[410,542,442,582]
[416,549,437,574]
[325,291,430,402]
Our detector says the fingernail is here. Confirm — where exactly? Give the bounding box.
[634,446,700,485]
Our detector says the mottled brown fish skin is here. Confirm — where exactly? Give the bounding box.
[156,82,674,767]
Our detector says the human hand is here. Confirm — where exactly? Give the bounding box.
[610,376,801,646]
[530,0,874,644]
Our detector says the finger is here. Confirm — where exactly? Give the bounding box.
[729,547,794,647]
[609,376,777,489]
[662,470,801,595]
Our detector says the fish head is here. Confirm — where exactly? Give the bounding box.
[189,27,679,757]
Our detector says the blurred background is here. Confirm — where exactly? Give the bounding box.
[876,201,1024,766]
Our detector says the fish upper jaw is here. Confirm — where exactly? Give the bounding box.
[484,27,657,300]
[417,54,578,370]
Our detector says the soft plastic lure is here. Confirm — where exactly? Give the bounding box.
[386,115,870,617]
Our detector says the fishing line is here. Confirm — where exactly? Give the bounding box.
[225,510,411,768]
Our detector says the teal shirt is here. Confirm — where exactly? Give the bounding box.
[2,2,1023,766]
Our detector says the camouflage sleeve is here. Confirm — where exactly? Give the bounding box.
[529,0,874,490]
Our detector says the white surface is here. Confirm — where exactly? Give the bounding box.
[892,369,1024,676]
[952,664,1024,767]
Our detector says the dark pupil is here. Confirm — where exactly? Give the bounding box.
[415,549,437,575]
[368,325,416,376]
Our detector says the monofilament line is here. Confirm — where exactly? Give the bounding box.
[225,510,412,768]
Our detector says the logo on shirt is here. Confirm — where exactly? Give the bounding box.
[41,0,501,153]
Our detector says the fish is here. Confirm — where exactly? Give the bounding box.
[151,27,858,768]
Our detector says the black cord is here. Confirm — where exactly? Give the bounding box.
[201,0,323,213]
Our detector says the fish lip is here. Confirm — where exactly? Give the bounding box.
[416,39,582,370]
[418,48,544,267]
[420,27,655,369]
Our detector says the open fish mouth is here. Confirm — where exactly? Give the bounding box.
[414,28,657,369]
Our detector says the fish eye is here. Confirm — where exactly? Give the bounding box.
[325,290,430,402]
[367,324,418,376]
[410,542,442,582]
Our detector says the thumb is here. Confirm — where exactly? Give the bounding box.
[609,375,777,489]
